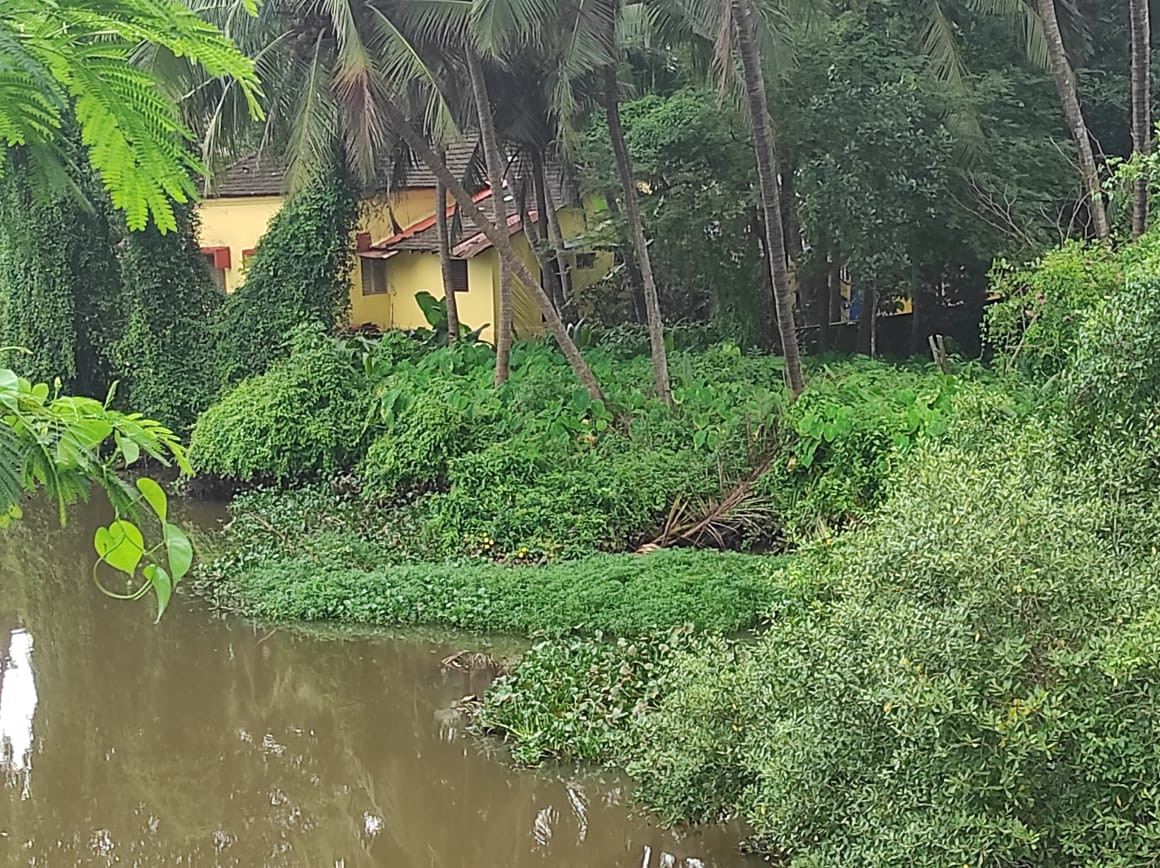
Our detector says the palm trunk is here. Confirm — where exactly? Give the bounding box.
[541,178,575,319]
[733,0,805,396]
[1037,0,1110,242]
[380,101,605,401]
[603,65,673,406]
[466,47,514,385]
[533,152,573,318]
[434,155,461,344]
[605,191,647,322]
[519,173,565,316]
[1131,0,1151,238]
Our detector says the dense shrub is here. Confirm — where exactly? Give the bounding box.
[213,170,358,384]
[624,419,1160,865]
[202,547,787,637]
[190,327,371,481]
[114,209,222,431]
[0,144,125,395]
[982,236,1160,377]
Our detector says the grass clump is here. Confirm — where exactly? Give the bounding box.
[202,546,788,637]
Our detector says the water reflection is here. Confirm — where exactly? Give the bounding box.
[0,500,756,866]
[0,627,37,787]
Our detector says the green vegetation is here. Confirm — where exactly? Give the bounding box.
[213,173,360,384]
[190,326,372,482]
[473,236,1160,864]
[203,548,786,636]
[4,0,1160,862]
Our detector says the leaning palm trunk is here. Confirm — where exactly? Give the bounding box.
[532,151,573,318]
[466,48,513,384]
[434,156,461,343]
[379,101,606,402]
[602,66,673,407]
[1036,0,1109,242]
[732,0,805,396]
[1130,0,1151,238]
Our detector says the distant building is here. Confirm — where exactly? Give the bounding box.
[196,148,610,342]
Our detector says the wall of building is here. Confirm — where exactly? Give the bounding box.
[196,196,284,293]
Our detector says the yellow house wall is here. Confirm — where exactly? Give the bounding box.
[200,191,612,341]
[355,251,499,341]
[196,196,284,293]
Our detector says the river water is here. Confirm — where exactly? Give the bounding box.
[0,499,754,867]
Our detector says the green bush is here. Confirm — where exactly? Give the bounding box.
[0,142,125,395]
[201,547,787,637]
[624,419,1160,865]
[983,234,1160,379]
[423,439,727,558]
[114,208,222,431]
[213,170,358,384]
[190,326,371,481]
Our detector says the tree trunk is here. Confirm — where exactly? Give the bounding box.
[541,177,575,320]
[434,153,461,344]
[533,152,573,319]
[605,191,647,322]
[466,47,514,385]
[379,101,605,401]
[815,232,833,353]
[734,0,806,396]
[1131,0,1151,238]
[1037,0,1110,242]
[603,65,673,406]
[519,172,565,316]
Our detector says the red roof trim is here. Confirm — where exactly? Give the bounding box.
[371,188,494,250]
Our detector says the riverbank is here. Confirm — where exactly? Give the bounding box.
[189,236,1160,865]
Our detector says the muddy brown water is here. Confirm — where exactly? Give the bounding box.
[0,499,757,867]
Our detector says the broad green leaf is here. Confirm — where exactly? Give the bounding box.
[137,477,167,523]
[119,434,141,467]
[94,520,145,576]
[0,369,17,411]
[144,564,173,623]
[164,523,193,583]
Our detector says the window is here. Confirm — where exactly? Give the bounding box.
[449,259,469,293]
[361,258,388,295]
[200,246,230,292]
[574,252,596,270]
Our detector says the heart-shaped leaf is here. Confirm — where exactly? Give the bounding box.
[137,478,167,523]
[94,520,145,576]
[164,523,193,583]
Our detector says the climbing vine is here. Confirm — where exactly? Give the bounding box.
[214,168,359,384]
[115,207,224,432]
[0,144,125,395]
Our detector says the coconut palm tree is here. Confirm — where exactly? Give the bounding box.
[1034,0,1108,241]
[1130,0,1150,237]
[180,0,608,399]
[465,47,515,383]
[918,0,1107,242]
[433,148,462,342]
[729,0,805,396]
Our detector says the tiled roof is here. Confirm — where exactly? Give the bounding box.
[209,142,482,198]
[372,170,575,256]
